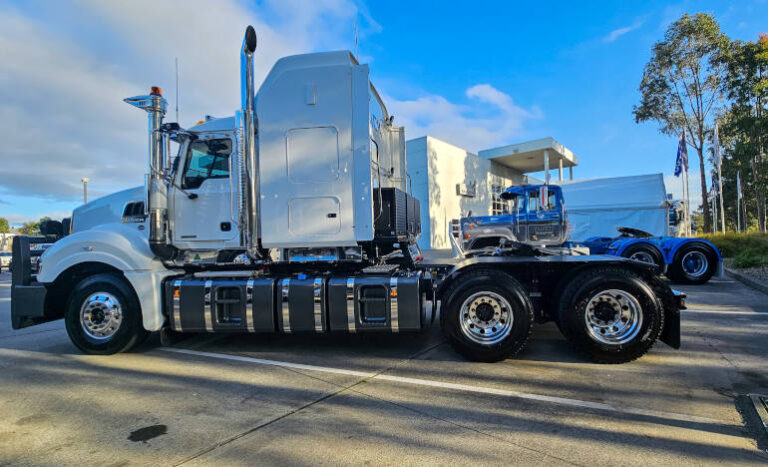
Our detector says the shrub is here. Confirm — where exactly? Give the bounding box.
[698,232,768,258]
[730,248,767,269]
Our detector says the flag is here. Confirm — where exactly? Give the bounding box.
[674,130,689,177]
[713,123,722,168]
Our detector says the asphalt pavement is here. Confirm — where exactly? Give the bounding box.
[1,270,767,466]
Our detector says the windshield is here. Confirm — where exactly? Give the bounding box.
[506,195,525,213]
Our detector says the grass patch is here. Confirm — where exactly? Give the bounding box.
[699,232,768,268]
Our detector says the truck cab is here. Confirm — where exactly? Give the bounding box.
[10,26,683,365]
[460,184,567,250]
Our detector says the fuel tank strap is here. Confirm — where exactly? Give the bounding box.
[246,279,255,332]
[204,280,213,332]
[313,277,324,332]
[346,277,356,333]
[281,279,291,333]
[172,280,182,331]
[390,276,399,333]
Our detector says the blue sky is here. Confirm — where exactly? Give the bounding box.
[1,0,766,226]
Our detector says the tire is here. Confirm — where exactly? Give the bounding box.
[64,273,148,355]
[667,244,717,285]
[621,244,662,269]
[557,267,663,364]
[440,269,533,362]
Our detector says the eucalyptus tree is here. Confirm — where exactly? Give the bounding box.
[721,34,768,230]
[634,13,730,232]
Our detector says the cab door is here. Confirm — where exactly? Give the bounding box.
[171,134,239,250]
[523,188,565,244]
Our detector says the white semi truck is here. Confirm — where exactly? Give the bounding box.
[11,26,683,363]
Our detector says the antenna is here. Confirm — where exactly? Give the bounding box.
[354,16,359,61]
[174,57,179,122]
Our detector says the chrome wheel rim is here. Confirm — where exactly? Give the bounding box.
[629,251,655,265]
[80,292,123,340]
[459,291,513,345]
[584,289,643,345]
[681,251,708,277]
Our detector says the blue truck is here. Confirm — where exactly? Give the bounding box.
[460,184,722,285]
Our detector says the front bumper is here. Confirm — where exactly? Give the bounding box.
[10,236,49,330]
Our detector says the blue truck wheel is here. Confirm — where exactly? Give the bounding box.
[667,244,718,285]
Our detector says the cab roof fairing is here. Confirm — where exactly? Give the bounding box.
[187,50,387,134]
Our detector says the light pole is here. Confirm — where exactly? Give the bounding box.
[81,178,89,204]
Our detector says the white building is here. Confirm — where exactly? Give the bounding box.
[406,136,578,250]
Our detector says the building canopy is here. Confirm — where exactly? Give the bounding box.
[478,137,577,173]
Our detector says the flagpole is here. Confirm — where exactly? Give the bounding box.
[737,171,742,233]
[683,168,690,235]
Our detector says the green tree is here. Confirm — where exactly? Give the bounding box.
[720,33,768,231]
[19,221,40,235]
[0,217,9,251]
[634,13,730,233]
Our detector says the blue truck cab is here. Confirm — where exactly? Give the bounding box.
[460,185,568,250]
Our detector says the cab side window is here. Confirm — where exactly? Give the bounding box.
[182,138,232,189]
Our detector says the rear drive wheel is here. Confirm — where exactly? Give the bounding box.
[440,269,533,362]
[621,244,662,268]
[557,267,663,364]
[667,244,717,285]
[65,273,148,355]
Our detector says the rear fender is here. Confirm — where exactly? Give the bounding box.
[660,238,723,264]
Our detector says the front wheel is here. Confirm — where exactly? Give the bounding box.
[557,267,663,364]
[64,273,148,355]
[621,244,662,268]
[440,269,533,362]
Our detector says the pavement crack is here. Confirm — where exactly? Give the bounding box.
[176,340,448,464]
[172,376,372,466]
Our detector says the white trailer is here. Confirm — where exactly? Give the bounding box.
[556,174,670,241]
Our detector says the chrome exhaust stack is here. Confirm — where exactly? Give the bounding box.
[236,25,261,258]
[125,87,177,260]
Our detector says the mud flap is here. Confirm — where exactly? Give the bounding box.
[660,290,684,349]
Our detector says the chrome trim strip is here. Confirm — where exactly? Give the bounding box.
[390,276,399,333]
[281,278,291,333]
[204,280,213,332]
[313,277,324,332]
[246,279,255,332]
[172,280,182,331]
[346,277,356,333]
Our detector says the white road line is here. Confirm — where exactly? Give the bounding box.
[682,309,768,316]
[159,347,728,426]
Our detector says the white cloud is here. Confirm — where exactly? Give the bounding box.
[604,18,645,43]
[0,0,541,224]
[0,0,363,220]
[386,84,542,153]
